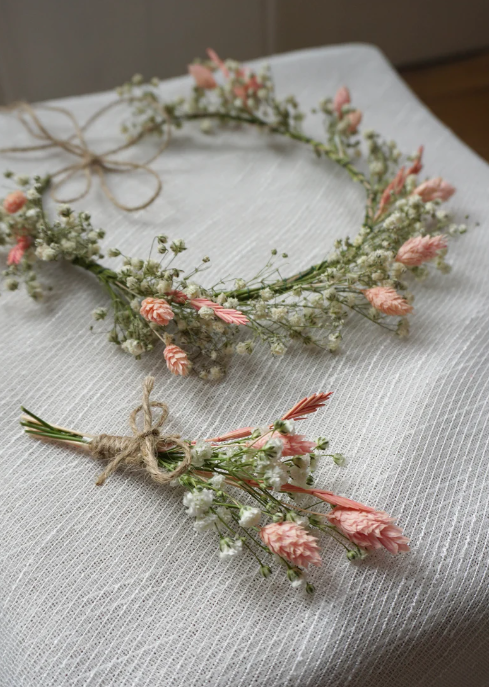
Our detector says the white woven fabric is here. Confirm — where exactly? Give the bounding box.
[1,44,488,686]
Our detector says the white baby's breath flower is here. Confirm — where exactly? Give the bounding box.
[260,287,274,301]
[185,282,201,298]
[183,489,214,517]
[121,339,145,356]
[208,473,225,489]
[209,366,223,381]
[194,514,217,532]
[271,306,287,322]
[191,440,213,467]
[35,245,57,261]
[198,306,215,320]
[236,340,254,355]
[219,537,242,561]
[238,507,261,528]
[270,341,286,356]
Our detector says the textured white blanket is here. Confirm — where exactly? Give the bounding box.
[1,44,488,686]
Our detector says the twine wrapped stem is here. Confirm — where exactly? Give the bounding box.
[90,376,191,486]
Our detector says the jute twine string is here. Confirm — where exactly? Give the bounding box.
[0,99,171,211]
[90,376,192,486]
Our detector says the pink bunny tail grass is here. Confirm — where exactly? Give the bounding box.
[375,167,408,218]
[282,392,333,421]
[413,177,456,202]
[260,521,322,568]
[282,484,376,512]
[188,64,217,89]
[406,145,424,176]
[7,236,31,265]
[140,297,175,326]
[374,146,425,219]
[346,110,362,133]
[333,86,351,118]
[164,344,191,376]
[3,190,27,214]
[363,286,413,316]
[207,391,333,443]
[189,298,249,325]
[327,507,410,554]
[395,234,448,267]
[252,432,316,457]
[206,47,229,78]
[206,426,255,443]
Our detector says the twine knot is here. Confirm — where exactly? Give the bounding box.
[0,100,171,212]
[89,376,191,486]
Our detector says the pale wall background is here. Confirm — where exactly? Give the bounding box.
[0,0,488,104]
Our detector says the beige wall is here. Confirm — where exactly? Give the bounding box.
[0,0,488,103]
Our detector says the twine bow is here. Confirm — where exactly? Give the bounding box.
[90,376,192,486]
[0,100,170,212]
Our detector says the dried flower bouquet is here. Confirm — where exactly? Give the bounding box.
[1,50,467,378]
[21,377,409,592]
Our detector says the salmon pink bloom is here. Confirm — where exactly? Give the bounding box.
[164,344,190,376]
[347,110,362,133]
[7,236,31,265]
[413,177,455,202]
[363,287,413,316]
[140,297,174,326]
[327,507,410,554]
[396,235,447,267]
[333,86,351,117]
[188,64,217,89]
[3,190,27,214]
[260,521,321,568]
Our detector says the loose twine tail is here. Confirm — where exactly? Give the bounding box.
[89,376,192,486]
[0,99,171,212]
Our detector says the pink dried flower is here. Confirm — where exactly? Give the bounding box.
[395,235,448,267]
[252,431,315,457]
[234,73,262,101]
[168,289,188,304]
[3,190,27,214]
[140,297,175,326]
[363,287,413,316]
[327,507,410,554]
[346,110,362,133]
[333,86,351,118]
[188,64,217,90]
[207,47,229,78]
[164,344,190,376]
[406,145,424,176]
[281,392,333,421]
[375,167,407,218]
[7,235,31,265]
[189,297,249,325]
[283,484,376,511]
[207,426,254,443]
[260,521,321,568]
[413,177,455,202]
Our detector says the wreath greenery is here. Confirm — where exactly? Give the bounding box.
[0,50,466,379]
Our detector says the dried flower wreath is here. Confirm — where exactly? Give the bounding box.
[21,376,409,592]
[1,50,466,379]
